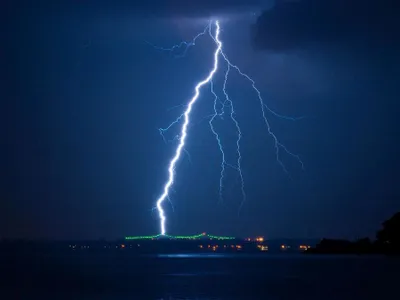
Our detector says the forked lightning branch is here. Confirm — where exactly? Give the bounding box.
[151,20,303,235]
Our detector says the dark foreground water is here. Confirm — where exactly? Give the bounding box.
[2,253,399,299]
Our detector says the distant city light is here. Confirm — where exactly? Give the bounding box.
[299,245,311,250]
[124,233,235,240]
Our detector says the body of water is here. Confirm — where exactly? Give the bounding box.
[2,253,399,299]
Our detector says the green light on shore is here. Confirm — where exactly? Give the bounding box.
[125,234,161,240]
[125,233,235,240]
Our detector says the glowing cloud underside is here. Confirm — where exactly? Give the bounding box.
[153,20,304,235]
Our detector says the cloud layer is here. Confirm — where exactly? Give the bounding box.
[5,0,268,18]
[253,0,399,51]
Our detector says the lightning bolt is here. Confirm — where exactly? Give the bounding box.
[155,21,223,235]
[208,79,226,203]
[146,24,209,58]
[208,79,241,203]
[221,63,246,212]
[151,20,304,235]
[218,50,305,174]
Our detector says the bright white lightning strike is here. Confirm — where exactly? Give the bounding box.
[152,20,304,235]
[155,21,223,235]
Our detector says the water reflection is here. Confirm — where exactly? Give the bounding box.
[157,298,223,300]
[157,253,226,258]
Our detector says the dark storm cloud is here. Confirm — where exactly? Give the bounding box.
[5,0,268,18]
[253,0,399,51]
[89,0,266,17]
[3,0,399,241]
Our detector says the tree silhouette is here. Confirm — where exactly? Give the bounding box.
[376,212,400,252]
[310,211,400,254]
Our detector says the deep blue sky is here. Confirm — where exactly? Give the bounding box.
[2,0,399,240]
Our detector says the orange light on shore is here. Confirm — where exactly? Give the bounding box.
[299,245,311,250]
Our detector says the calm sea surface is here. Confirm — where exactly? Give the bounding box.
[2,253,399,299]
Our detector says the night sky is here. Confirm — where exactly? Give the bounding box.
[2,0,399,240]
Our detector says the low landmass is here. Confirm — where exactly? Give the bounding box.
[1,212,399,255]
[307,212,400,255]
